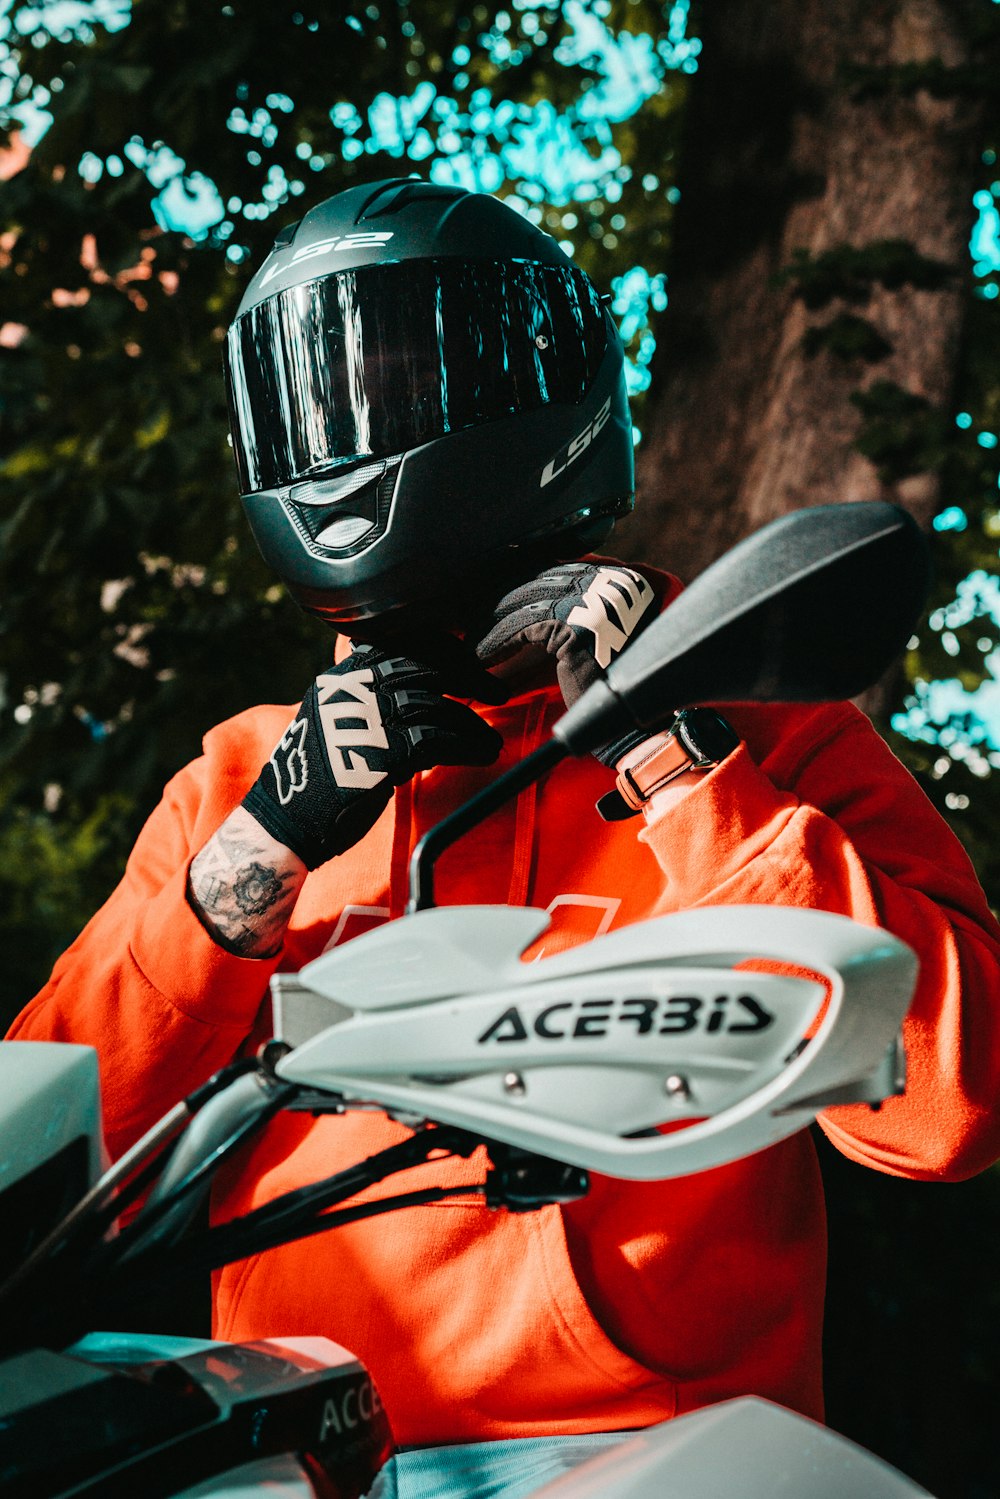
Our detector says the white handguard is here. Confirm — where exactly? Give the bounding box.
[273,904,916,1181]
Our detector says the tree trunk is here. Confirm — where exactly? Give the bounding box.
[615,0,983,588]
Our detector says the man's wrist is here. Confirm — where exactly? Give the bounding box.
[615,730,701,811]
[597,708,740,822]
[188,806,306,959]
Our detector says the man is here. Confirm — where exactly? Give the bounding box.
[11,179,1000,1497]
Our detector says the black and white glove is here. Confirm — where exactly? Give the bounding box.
[474,560,658,721]
[242,644,503,869]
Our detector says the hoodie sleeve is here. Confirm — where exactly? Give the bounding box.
[6,714,288,1161]
[636,701,1000,1182]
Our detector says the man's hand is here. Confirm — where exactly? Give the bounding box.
[188,644,503,957]
[241,643,503,871]
[474,561,658,708]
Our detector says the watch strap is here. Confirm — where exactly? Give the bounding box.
[597,708,740,822]
[618,731,695,810]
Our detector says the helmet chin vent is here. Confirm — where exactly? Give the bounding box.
[291,461,390,507]
[277,456,402,559]
[314,514,377,548]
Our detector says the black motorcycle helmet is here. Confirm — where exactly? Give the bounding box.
[224,176,635,628]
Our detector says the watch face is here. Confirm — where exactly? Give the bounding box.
[677,707,740,766]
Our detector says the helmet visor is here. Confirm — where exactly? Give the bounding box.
[225,258,608,495]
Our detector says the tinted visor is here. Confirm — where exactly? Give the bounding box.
[225,258,608,495]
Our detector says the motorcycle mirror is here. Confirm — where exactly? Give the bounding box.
[409,500,929,910]
[553,500,930,756]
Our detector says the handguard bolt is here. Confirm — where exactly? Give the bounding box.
[503,1071,527,1097]
[664,1074,690,1100]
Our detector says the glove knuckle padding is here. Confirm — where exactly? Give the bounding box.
[392,687,444,716]
[242,645,501,868]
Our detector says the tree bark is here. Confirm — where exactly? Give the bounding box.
[615,0,983,585]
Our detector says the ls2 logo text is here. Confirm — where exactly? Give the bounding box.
[260,231,395,289]
[540,397,612,488]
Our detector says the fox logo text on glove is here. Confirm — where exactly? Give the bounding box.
[565,568,655,670]
[270,671,391,803]
[243,645,502,869]
[475,560,658,710]
[315,669,390,790]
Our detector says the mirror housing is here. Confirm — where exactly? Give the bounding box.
[554,501,929,756]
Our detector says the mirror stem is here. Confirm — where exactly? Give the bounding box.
[407,738,569,912]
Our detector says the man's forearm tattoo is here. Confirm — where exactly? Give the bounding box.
[233,862,284,916]
[189,816,305,958]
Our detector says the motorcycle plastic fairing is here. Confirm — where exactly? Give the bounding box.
[0,1042,102,1193]
[274,905,916,1181]
[0,1333,390,1499]
[526,1396,933,1498]
[169,1451,329,1497]
[0,1043,103,1284]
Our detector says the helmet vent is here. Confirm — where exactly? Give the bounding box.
[290,462,387,508]
[314,514,376,549]
[271,219,301,250]
[279,455,402,559]
[360,182,466,220]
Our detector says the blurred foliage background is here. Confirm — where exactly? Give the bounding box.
[2,1,1000,1493]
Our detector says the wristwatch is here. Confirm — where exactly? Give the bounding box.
[597,708,740,821]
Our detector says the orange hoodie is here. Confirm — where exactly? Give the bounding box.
[10,591,1000,1447]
